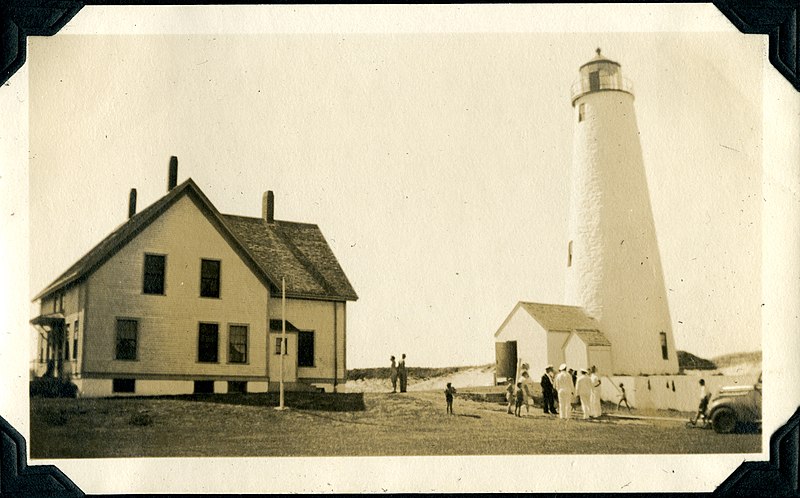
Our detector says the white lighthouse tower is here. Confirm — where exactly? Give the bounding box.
[564,49,679,375]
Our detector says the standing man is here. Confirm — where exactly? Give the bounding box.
[575,368,592,420]
[398,353,407,393]
[554,363,574,420]
[390,356,398,393]
[540,365,557,415]
[589,365,602,418]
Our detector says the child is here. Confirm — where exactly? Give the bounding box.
[515,382,524,417]
[617,383,631,412]
[506,378,516,414]
[445,382,457,415]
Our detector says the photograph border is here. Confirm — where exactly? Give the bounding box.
[1,1,798,495]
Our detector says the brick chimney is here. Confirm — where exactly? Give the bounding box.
[263,191,274,223]
[168,156,178,191]
[128,188,137,219]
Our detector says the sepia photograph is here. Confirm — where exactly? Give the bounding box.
[2,3,798,494]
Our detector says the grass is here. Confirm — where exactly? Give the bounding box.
[30,390,760,458]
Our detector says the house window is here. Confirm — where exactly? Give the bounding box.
[659,332,669,360]
[73,320,79,360]
[64,323,70,360]
[578,103,585,122]
[298,331,315,367]
[198,323,219,362]
[143,254,166,295]
[112,378,136,393]
[200,259,221,298]
[115,319,138,360]
[228,381,247,393]
[194,380,214,394]
[58,293,64,312]
[275,337,287,355]
[228,325,248,364]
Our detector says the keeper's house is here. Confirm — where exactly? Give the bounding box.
[30,158,357,397]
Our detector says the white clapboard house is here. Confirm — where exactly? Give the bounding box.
[31,158,357,396]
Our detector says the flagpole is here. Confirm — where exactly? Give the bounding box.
[277,277,286,410]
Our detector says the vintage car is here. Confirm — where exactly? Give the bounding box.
[706,372,762,434]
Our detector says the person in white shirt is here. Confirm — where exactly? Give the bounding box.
[691,378,710,426]
[575,369,593,420]
[553,363,575,420]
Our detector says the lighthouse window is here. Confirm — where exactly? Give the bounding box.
[578,104,585,122]
[659,332,669,360]
[589,71,601,91]
[567,241,573,267]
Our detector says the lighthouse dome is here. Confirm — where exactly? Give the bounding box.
[570,48,633,106]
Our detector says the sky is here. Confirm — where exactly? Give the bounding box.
[26,29,763,368]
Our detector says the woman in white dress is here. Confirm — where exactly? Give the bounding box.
[589,365,602,418]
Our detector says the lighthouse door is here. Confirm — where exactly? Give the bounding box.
[589,71,601,91]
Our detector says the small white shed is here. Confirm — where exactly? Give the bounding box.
[494,302,600,379]
[562,329,612,375]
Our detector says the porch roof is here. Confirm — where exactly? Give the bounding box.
[30,312,65,327]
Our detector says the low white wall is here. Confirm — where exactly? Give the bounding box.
[600,373,759,411]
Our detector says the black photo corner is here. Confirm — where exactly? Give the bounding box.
[0,1,798,496]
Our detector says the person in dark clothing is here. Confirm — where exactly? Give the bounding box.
[398,354,408,392]
[445,382,456,415]
[540,365,558,414]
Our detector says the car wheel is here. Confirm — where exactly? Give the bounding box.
[712,408,737,434]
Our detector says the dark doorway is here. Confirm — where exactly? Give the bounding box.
[495,340,517,379]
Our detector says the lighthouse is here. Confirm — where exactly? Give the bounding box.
[564,49,679,375]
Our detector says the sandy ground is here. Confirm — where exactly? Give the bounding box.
[344,361,762,394]
[686,361,761,377]
[344,365,496,393]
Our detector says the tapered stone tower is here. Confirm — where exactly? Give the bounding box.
[564,49,679,375]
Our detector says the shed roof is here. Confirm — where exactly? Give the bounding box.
[571,329,611,347]
[518,302,599,331]
[33,178,357,302]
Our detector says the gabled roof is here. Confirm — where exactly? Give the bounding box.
[571,329,611,347]
[495,301,600,337]
[223,215,357,301]
[33,178,357,302]
[519,302,599,331]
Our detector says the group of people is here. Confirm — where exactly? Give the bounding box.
[389,354,408,393]
[508,364,605,420]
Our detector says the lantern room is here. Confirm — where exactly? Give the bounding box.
[570,48,633,106]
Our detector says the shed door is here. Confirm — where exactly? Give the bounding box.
[495,341,517,379]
